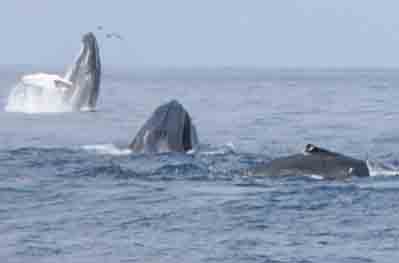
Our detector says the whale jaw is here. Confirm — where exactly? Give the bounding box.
[129,100,199,154]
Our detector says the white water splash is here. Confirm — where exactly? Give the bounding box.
[82,144,132,156]
[5,73,73,113]
[308,174,324,180]
[367,160,399,177]
[199,142,236,156]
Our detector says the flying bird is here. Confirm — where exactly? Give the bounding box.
[106,32,124,40]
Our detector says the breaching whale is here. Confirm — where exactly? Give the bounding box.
[63,32,101,110]
[249,144,370,179]
[129,100,199,154]
[5,32,101,112]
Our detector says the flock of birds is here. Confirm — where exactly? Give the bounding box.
[96,26,124,40]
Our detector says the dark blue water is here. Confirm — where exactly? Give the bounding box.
[2,67,399,262]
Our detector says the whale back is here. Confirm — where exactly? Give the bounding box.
[64,32,101,110]
[129,100,199,153]
[251,144,369,179]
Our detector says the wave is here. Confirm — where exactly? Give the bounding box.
[81,142,237,157]
[81,144,132,156]
[2,144,399,182]
[196,142,236,156]
[367,160,399,177]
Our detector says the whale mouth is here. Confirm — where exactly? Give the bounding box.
[182,113,196,152]
[129,100,199,154]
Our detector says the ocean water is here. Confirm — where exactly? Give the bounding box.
[1,67,399,262]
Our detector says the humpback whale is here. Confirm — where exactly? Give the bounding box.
[249,144,370,179]
[129,100,199,154]
[6,32,101,112]
[63,32,101,110]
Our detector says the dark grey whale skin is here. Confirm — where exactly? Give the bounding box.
[64,32,101,109]
[249,144,370,180]
[129,100,199,154]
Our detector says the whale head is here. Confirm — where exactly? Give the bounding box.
[129,100,199,154]
[64,32,101,110]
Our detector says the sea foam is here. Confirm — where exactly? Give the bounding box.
[5,73,73,113]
